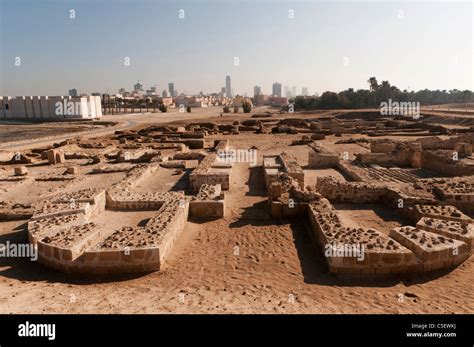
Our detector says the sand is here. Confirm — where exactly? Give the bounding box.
[0,108,473,314]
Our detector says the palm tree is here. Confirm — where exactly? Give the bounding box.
[367,77,379,92]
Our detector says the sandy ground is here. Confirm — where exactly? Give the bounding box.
[0,110,473,314]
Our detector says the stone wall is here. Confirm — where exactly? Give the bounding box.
[355,143,422,168]
[316,176,388,203]
[308,144,340,169]
[307,201,417,275]
[189,184,225,218]
[263,153,304,190]
[28,173,192,274]
[189,154,231,191]
[421,150,474,177]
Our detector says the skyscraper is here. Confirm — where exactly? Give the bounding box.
[302,87,309,96]
[291,86,297,97]
[253,85,261,97]
[225,75,232,98]
[272,82,282,97]
[168,83,175,97]
[133,81,143,92]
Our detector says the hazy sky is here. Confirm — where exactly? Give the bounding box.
[0,0,472,96]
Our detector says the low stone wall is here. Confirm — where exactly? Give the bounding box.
[316,176,388,203]
[0,201,33,221]
[307,202,417,275]
[306,186,473,276]
[390,226,469,272]
[421,150,474,177]
[214,140,229,151]
[190,200,225,218]
[189,184,225,218]
[280,153,304,189]
[416,217,474,250]
[269,200,308,218]
[28,183,191,275]
[163,138,204,149]
[189,154,231,191]
[355,142,421,168]
[432,178,474,213]
[262,155,281,189]
[263,153,304,190]
[370,139,398,153]
[411,204,472,225]
[308,145,340,169]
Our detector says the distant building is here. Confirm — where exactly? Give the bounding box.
[0,96,102,120]
[231,95,253,107]
[168,83,175,97]
[284,86,290,98]
[146,86,157,96]
[225,75,232,98]
[253,85,261,97]
[68,89,78,97]
[162,90,169,98]
[254,93,268,107]
[291,86,297,97]
[267,96,288,107]
[118,88,126,94]
[272,82,282,97]
[134,81,143,92]
[160,97,173,107]
[302,87,309,96]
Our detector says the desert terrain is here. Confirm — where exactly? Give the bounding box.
[0,106,473,314]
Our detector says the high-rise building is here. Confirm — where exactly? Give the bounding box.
[68,89,78,97]
[284,86,290,98]
[302,87,309,96]
[221,87,226,94]
[146,86,157,96]
[272,82,282,97]
[134,81,143,92]
[253,85,261,97]
[291,86,297,97]
[168,83,175,97]
[225,75,232,98]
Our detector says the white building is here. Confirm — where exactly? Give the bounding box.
[0,95,102,120]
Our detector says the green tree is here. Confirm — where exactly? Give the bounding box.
[242,101,252,113]
[159,104,167,113]
[367,77,379,92]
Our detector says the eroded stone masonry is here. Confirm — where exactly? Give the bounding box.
[0,110,473,278]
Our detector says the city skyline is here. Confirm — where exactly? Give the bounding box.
[76,78,311,98]
[0,0,472,97]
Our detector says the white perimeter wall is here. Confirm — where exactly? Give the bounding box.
[0,96,102,120]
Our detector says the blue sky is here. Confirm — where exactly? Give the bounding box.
[0,0,472,96]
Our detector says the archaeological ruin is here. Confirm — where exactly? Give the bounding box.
[0,109,473,280]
